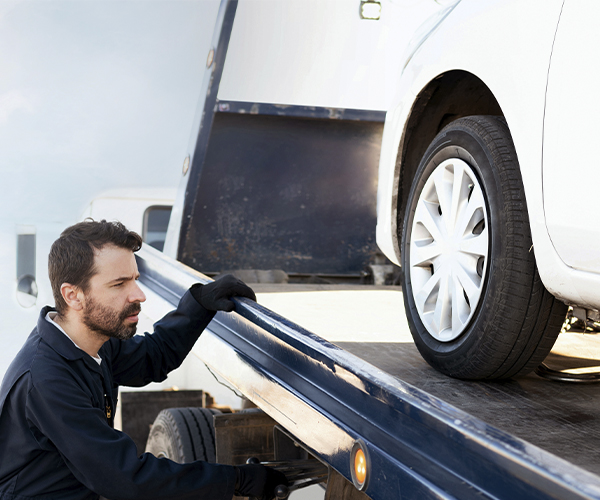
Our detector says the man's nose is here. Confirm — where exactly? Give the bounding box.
[130,282,146,303]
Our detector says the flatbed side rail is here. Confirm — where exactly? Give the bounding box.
[137,244,600,500]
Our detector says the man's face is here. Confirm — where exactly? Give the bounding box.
[81,244,146,340]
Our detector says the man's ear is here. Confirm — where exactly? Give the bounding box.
[60,283,84,311]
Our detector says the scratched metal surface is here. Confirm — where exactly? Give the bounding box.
[178,112,384,276]
[336,335,600,477]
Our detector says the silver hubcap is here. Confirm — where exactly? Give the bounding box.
[409,158,489,342]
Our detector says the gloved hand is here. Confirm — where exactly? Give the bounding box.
[234,464,288,500]
[190,274,256,312]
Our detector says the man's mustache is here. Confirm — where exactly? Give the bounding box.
[120,303,142,321]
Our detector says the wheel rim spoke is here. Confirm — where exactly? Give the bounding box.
[448,162,470,233]
[454,259,481,307]
[451,273,470,336]
[432,167,453,233]
[414,269,441,313]
[413,198,445,243]
[432,269,451,337]
[460,231,488,257]
[411,240,442,267]
[410,158,489,342]
[455,182,486,239]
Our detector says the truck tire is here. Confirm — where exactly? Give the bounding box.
[401,115,567,379]
[145,407,221,463]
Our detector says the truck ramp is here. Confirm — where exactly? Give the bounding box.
[257,285,600,479]
[339,339,600,476]
[137,246,600,500]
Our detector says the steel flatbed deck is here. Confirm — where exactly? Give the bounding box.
[255,284,600,480]
[338,339,600,478]
[137,245,600,499]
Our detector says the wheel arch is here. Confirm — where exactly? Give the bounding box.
[393,70,503,258]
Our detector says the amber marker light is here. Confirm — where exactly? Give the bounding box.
[355,449,367,483]
[350,440,370,491]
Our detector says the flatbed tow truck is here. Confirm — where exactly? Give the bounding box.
[5,0,600,497]
[136,244,600,500]
[120,1,600,498]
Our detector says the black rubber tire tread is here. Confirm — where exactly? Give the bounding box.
[402,115,567,380]
[145,407,221,463]
[182,407,219,463]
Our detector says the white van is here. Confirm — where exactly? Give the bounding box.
[376,0,598,379]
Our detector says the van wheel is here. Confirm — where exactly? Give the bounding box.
[401,115,567,379]
[145,407,221,463]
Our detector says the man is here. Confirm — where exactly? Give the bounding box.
[0,220,286,499]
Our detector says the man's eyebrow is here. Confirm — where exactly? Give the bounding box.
[107,273,140,284]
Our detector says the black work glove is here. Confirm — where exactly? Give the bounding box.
[190,274,256,312]
[234,464,288,500]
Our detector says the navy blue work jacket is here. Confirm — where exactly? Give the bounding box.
[0,290,237,500]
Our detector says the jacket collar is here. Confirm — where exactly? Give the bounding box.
[37,306,97,368]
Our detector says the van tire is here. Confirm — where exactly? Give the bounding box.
[401,115,567,379]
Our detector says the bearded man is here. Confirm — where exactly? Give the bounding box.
[0,219,286,499]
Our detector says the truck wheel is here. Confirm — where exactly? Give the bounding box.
[145,407,221,463]
[401,115,567,379]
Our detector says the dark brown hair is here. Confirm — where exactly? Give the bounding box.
[48,219,143,314]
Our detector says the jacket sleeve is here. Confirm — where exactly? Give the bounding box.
[107,290,215,387]
[25,371,236,500]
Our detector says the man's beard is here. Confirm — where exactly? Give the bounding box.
[82,296,141,341]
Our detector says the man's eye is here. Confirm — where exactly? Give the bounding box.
[114,282,123,287]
